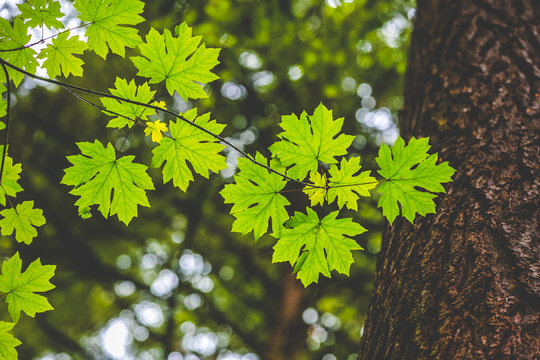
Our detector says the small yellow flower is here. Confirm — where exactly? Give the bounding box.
[144,120,168,143]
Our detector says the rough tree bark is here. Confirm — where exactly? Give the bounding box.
[358,1,539,359]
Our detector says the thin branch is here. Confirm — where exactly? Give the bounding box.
[0,23,92,53]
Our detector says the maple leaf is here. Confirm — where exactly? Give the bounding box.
[303,171,327,207]
[74,0,144,59]
[0,17,37,86]
[0,201,46,245]
[0,321,21,360]
[144,120,168,143]
[61,140,154,225]
[220,152,290,240]
[376,136,455,224]
[152,108,226,191]
[0,252,55,323]
[326,157,377,211]
[37,32,88,78]
[100,77,156,129]
[272,208,365,286]
[0,149,23,206]
[131,22,220,100]
[18,0,64,30]
[269,103,354,180]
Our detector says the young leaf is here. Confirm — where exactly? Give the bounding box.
[0,201,46,245]
[326,157,377,211]
[303,171,327,207]
[0,252,55,323]
[272,208,365,286]
[131,22,220,100]
[152,108,226,191]
[220,152,290,240]
[0,149,23,206]
[144,120,167,143]
[270,103,354,180]
[18,0,64,30]
[0,17,37,86]
[376,137,455,224]
[61,140,154,225]
[0,321,21,360]
[37,32,88,78]
[100,77,156,129]
[74,0,144,59]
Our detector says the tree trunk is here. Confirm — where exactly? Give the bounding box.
[358,1,539,359]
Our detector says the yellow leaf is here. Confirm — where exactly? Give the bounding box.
[303,171,327,206]
[144,120,168,143]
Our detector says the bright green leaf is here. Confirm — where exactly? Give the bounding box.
[131,22,220,100]
[272,208,365,286]
[37,32,88,78]
[74,0,144,59]
[0,252,55,323]
[270,103,354,180]
[327,156,377,211]
[0,17,37,86]
[303,171,326,207]
[61,140,154,225]
[220,152,290,240]
[0,321,20,360]
[18,0,64,30]
[376,137,455,224]
[0,201,46,245]
[152,108,226,191]
[100,77,156,129]
[0,148,23,206]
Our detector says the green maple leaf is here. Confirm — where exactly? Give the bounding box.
[61,140,154,225]
[0,321,21,360]
[100,77,156,129]
[327,157,377,211]
[18,0,64,30]
[269,103,354,180]
[0,82,6,118]
[272,208,365,286]
[376,136,455,224]
[220,152,290,240]
[131,22,220,100]
[37,32,88,78]
[0,252,55,323]
[0,148,23,206]
[0,17,37,86]
[152,108,226,191]
[74,0,144,59]
[0,201,46,245]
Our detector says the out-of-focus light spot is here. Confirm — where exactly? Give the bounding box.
[194,276,214,293]
[321,313,341,330]
[141,254,158,270]
[100,319,131,359]
[356,83,372,98]
[134,301,164,328]
[182,331,219,357]
[184,293,203,310]
[133,326,149,342]
[407,8,416,20]
[352,135,367,150]
[251,71,276,92]
[180,321,196,334]
[151,269,179,297]
[239,51,262,70]
[219,266,234,281]
[361,96,376,110]
[240,129,256,145]
[380,14,409,48]
[287,65,304,81]
[114,281,135,297]
[372,107,392,130]
[179,251,205,276]
[382,128,399,145]
[221,81,247,101]
[232,115,248,129]
[243,354,258,360]
[172,231,185,244]
[325,0,341,8]
[356,40,372,54]
[116,255,131,270]
[310,325,328,343]
[322,354,337,360]
[168,352,184,360]
[341,76,357,93]
[302,308,318,324]
[185,354,200,360]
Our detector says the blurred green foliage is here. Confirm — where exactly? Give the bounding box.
[1,0,414,358]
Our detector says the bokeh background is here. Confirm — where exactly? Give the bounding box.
[0,0,415,359]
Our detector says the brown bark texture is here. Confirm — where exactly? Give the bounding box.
[358,0,539,359]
